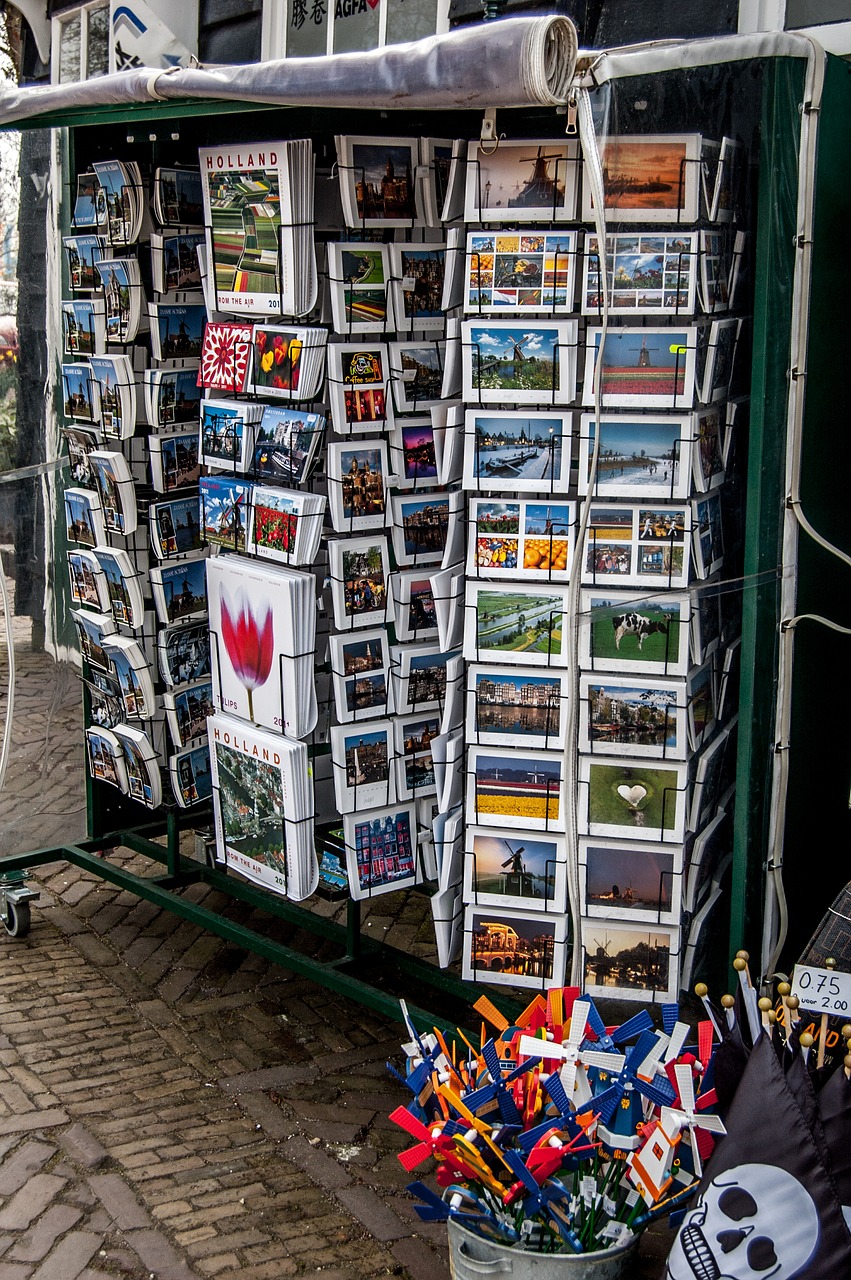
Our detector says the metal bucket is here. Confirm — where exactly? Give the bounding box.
[448,1218,640,1280]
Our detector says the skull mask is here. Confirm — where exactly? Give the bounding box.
[666,1162,820,1280]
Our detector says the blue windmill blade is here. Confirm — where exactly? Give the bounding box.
[517,1071,583,1153]
[588,1080,623,1127]
[407,1182,450,1221]
[661,1003,680,1036]
[625,1032,677,1108]
[442,1118,469,1139]
[463,1040,525,1125]
[611,1009,655,1046]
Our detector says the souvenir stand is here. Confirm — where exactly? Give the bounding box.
[0,17,847,1030]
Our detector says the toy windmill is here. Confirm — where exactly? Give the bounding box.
[661,1061,726,1178]
[517,998,626,1109]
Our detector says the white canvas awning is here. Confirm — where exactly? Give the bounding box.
[0,15,577,129]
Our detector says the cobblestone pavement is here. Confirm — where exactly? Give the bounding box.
[0,613,673,1278]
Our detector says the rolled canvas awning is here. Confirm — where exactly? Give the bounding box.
[0,15,577,129]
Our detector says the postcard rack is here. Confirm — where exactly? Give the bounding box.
[2,32,849,1031]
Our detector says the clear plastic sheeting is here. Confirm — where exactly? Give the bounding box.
[0,16,577,129]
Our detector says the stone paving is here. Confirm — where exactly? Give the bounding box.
[0,609,673,1279]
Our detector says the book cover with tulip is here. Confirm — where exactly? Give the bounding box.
[206,553,316,739]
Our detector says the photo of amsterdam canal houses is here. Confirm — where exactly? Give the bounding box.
[169,743,213,809]
[462,409,571,492]
[330,720,395,812]
[328,536,389,631]
[391,643,460,715]
[343,803,418,899]
[328,629,392,724]
[578,675,687,759]
[389,243,446,330]
[463,827,566,911]
[463,138,579,223]
[467,666,568,749]
[581,921,679,1001]
[389,343,445,413]
[391,491,461,566]
[463,906,567,989]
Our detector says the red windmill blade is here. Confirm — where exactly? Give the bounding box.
[698,1019,715,1070]
[390,1106,453,1171]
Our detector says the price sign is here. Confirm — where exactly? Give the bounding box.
[791,964,851,1016]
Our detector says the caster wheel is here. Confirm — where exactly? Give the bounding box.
[3,900,30,937]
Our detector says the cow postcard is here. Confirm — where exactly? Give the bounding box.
[578,589,691,676]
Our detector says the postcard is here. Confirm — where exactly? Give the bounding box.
[395,712,440,801]
[64,233,106,291]
[163,679,216,749]
[390,416,441,491]
[581,919,680,1002]
[252,406,326,485]
[687,660,718,754]
[150,495,204,560]
[583,326,698,409]
[89,355,135,441]
[327,534,390,633]
[144,367,201,429]
[114,724,162,810]
[327,342,393,434]
[150,554,209,626]
[247,485,325,566]
[468,498,575,582]
[72,607,116,671]
[388,341,445,414]
[149,302,206,363]
[697,229,731,313]
[198,320,253,392]
[466,664,568,751]
[103,635,155,718]
[65,486,106,549]
[580,837,683,925]
[169,743,214,809]
[199,475,251,552]
[148,429,201,494]
[578,674,688,760]
[200,399,263,474]
[62,297,105,358]
[391,643,461,715]
[342,804,419,900]
[466,745,565,832]
[578,756,689,843]
[690,583,722,666]
[684,808,731,913]
[327,242,392,334]
[96,256,144,344]
[328,628,392,724]
[67,549,110,613]
[463,581,570,667]
[157,619,211,689]
[578,589,691,676]
[62,426,99,487]
[391,490,463,568]
[581,133,702,224]
[154,165,204,227]
[692,404,725,492]
[335,135,419,228]
[89,450,137,536]
[391,569,438,643]
[463,138,579,224]
[62,362,98,424]
[330,719,395,813]
[86,727,128,793]
[581,502,691,589]
[327,439,388,533]
[700,317,741,403]
[717,636,741,724]
[152,230,205,295]
[464,230,578,314]
[462,409,572,493]
[85,669,123,731]
[582,231,698,316]
[463,905,568,990]
[248,324,327,401]
[577,413,692,501]
[692,492,724,579]
[388,243,446,332]
[93,545,145,628]
[463,826,566,912]
[462,320,578,405]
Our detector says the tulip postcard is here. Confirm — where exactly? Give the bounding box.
[466,745,566,832]
[206,554,317,738]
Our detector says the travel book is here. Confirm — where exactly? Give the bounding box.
[205,553,318,739]
[208,712,317,902]
[199,139,317,317]
[148,429,201,494]
[465,230,578,314]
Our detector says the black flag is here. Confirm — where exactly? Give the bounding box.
[665,1033,851,1280]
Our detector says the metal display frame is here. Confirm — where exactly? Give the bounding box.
[1,31,846,1024]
